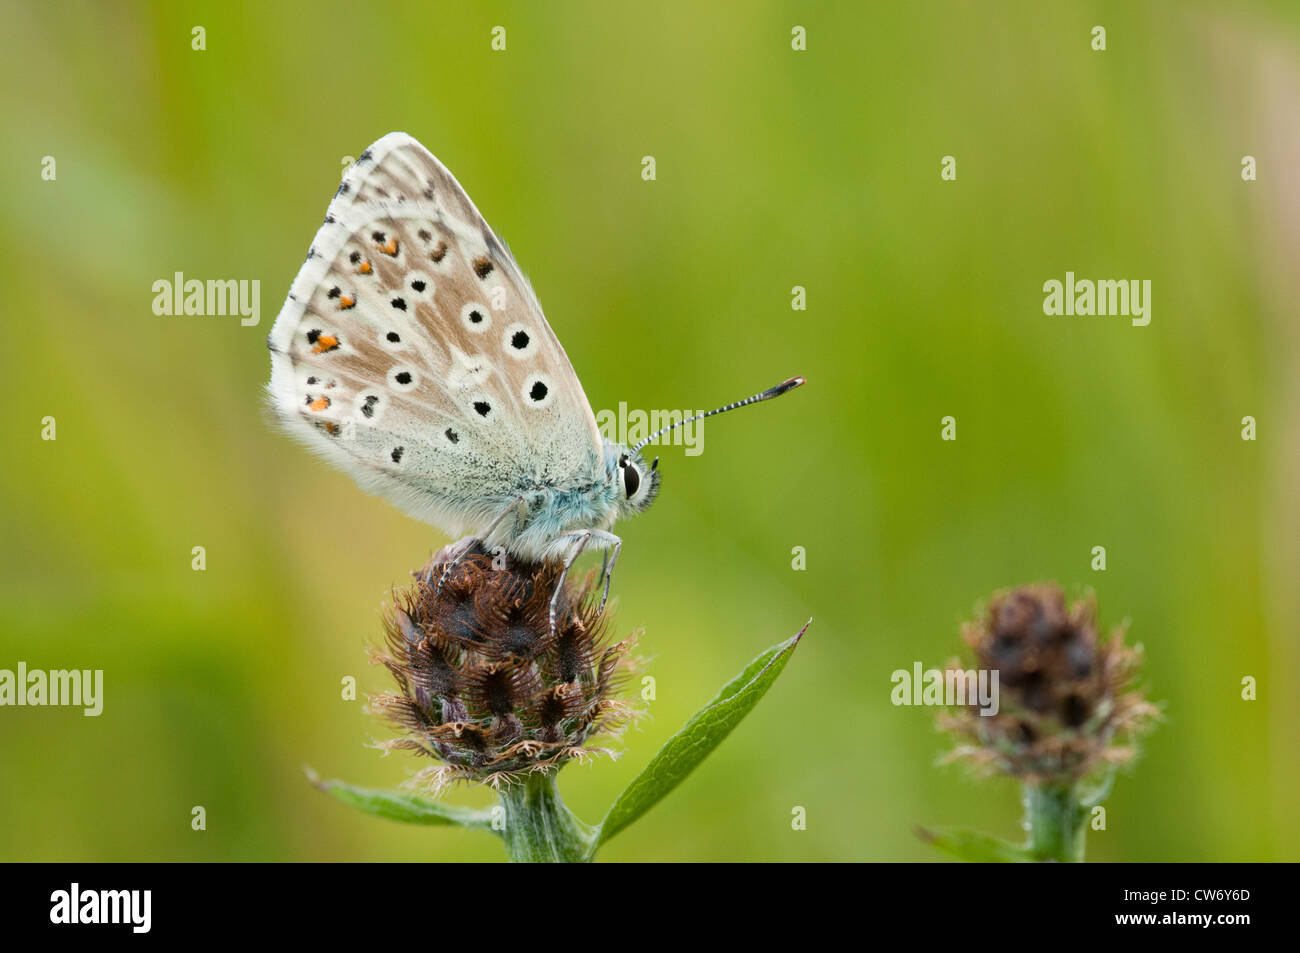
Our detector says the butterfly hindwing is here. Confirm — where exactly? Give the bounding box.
[268,133,605,535]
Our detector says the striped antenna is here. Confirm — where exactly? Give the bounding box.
[628,375,806,455]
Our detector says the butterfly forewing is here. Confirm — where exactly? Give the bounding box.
[268,133,604,535]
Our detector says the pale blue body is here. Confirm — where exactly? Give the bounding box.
[481,439,660,561]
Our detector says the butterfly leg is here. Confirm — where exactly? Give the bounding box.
[597,538,622,615]
[431,495,525,598]
[547,529,622,638]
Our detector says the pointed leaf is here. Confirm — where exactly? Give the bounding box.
[593,620,809,852]
[1079,767,1117,808]
[916,825,1034,863]
[306,767,500,834]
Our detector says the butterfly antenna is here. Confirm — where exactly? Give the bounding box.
[628,375,806,455]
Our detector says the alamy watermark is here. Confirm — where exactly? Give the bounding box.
[1,662,103,716]
[50,884,150,933]
[596,403,705,456]
[152,272,260,326]
[891,662,999,716]
[1043,272,1151,326]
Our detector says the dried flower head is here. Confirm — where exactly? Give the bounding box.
[940,583,1158,786]
[370,539,641,791]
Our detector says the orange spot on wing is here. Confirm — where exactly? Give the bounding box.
[336,295,355,309]
[312,333,339,353]
[359,261,372,274]
[379,238,398,256]
[308,396,331,412]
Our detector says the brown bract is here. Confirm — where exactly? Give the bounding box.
[940,583,1159,785]
[370,539,641,790]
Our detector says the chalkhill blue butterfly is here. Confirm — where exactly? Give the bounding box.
[267,133,804,630]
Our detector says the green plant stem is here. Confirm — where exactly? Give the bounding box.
[1022,782,1087,862]
[498,772,595,863]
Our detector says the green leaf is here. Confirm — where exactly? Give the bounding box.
[305,766,500,835]
[1079,767,1117,808]
[916,825,1034,863]
[592,619,810,853]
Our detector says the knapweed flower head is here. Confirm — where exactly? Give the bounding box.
[940,583,1158,786]
[370,539,641,791]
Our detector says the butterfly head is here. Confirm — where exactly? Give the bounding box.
[612,447,661,516]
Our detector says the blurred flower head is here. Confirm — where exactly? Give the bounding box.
[940,583,1158,786]
[370,540,641,790]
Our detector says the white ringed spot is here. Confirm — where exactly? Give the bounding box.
[460,302,491,333]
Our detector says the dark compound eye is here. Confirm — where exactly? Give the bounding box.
[623,462,641,499]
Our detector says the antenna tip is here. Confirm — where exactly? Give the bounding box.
[766,375,807,398]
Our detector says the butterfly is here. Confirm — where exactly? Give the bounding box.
[267,132,804,631]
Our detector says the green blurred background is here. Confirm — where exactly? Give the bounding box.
[2,0,1297,862]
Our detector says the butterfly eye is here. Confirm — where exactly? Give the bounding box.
[623,462,641,499]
